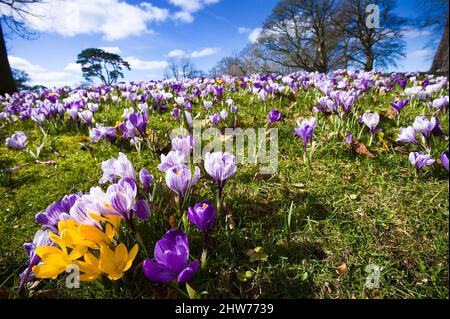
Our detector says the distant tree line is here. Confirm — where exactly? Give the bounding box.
[211,0,449,76]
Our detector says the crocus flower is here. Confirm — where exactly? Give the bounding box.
[294,117,317,149]
[98,244,139,280]
[432,96,449,109]
[345,132,353,145]
[396,126,419,145]
[220,110,228,121]
[409,152,435,172]
[5,131,27,150]
[389,99,409,114]
[99,152,136,184]
[203,100,213,110]
[413,115,436,142]
[441,151,449,172]
[362,113,380,134]
[230,105,238,113]
[79,110,93,126]
[158,150,186,172]
[19,230,53,290]
[90,125,117,143]
[142,229,199,283]
[165,164,200,199]
[139,168,154,193]
[210,113,220,126]
[172,135,194,157]
[268,109,282,123]
[35,193,80,231]
[187,200,216,237]
[204,152,236,189]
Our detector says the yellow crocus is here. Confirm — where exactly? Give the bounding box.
[78,253,102,282]
[99,243,139,280]
[32,244,85,279]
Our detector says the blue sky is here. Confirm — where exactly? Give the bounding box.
[4,0,442,87]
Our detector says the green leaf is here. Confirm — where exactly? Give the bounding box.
[186,283,198,299]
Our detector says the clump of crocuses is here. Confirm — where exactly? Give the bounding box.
[142,229,199,284]
[409,152,435,173]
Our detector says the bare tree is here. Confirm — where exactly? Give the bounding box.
[416,0,449,73]
[258,0,345,73]
[336,0,407,71]
[164,57,203,79]
[0,0,43,95]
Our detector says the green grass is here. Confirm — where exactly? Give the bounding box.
[0,83,448,299]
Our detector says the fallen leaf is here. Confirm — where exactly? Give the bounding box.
[336,263,348,275]
[351,140,375,158]
[168,215,176,228]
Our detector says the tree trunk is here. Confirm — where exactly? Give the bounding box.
[430,19,449,73]
[0,23,17,96]
[364,49,374,71]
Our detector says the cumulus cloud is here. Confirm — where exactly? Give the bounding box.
[166,47,220,58]
[238,27,250,34]
[248,27,262,43]
[190,47,220,58]
[408,49,433,59]
[6,0,170,41]
[402,28,431,38]
[169,0,220,23]
[8,56,84,88]
[125,56,169,70]
[168,49,187,58]
[99,46,122,54]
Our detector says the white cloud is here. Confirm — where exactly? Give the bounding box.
[238,27,250,34]
[168,49,187,58]
[169,0,220,22]
[190,47,220,58]
[402,28,431,39]
[125,56,169,70]
[10,0,170,41]
[408,49,432,59]
[248,27,262,43]
[173,11,194,23]
[99,46,122,54]
[8,56,84,88]
[167,47,220,59]
[168,0,219,12]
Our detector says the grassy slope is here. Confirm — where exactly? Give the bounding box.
[0,85,448,299]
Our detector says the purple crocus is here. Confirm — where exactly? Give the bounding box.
[5,131,27,150]
[18,230,53,290]
[172,135,194,157]
[187,200,216,237]
[413,115,436,144]
[389,99,409,114]
[158,150,186,172]
[35,193,80,231]
[99,152,136,184]
[204,152,236,190]
[79,110,93,126]
[362,113,380,134]
[268,109,282,123]
[142,229,200,283]
[396,126,419,145]
[345,132,353,145]
[165,164,200,200]
[203,100,213,110]
[409,152,435,172]
[441,151,449,172]
[294,117,317,150]
[432,96,449,109]
[209,113,220,126]
[90,125,117,143]
[139,168,154,194]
